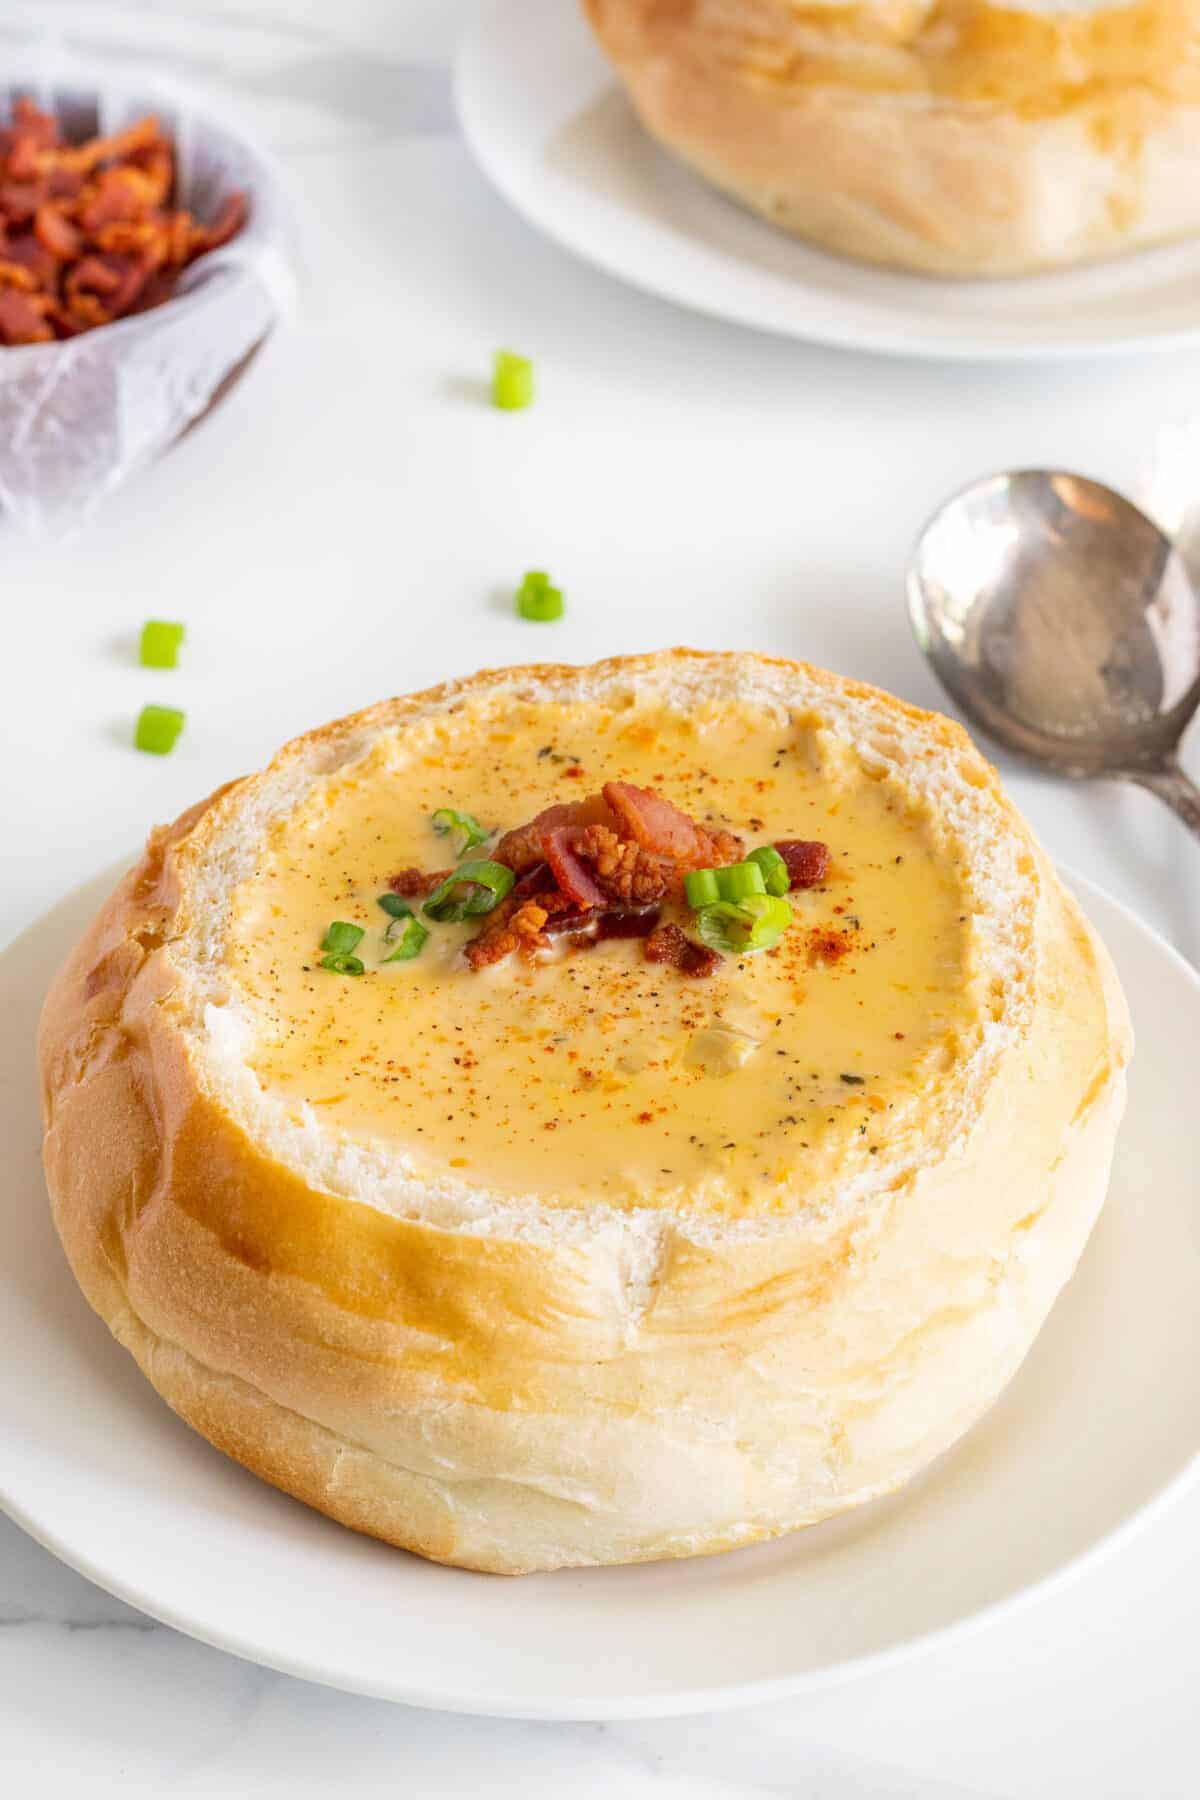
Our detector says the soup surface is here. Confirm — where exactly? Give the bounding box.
[221,694,980,1218]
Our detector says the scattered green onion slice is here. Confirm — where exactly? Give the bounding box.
[747,845,791,897]
[432,807,489,856]
[516,569,564,622]
[134,704,185,755]
[684,868,721,909]
[423,859,515,922]
[716,861,767,903]
[377,892,412,919]
[694,894,792,956]
[492,349,534,411]
[321,921,364,955]
[382,915,429,962]
[318,953,364,976]
[139,619,185,669]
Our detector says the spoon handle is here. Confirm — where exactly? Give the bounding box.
[1131,761,1200,838]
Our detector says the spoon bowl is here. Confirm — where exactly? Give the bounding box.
[909,470,1200,834]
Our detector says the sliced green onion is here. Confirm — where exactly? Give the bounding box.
[139,619,185,669]
[321,921,364,955]
[382,915,429,962]
[492,349,534,411]
[747,845,791,897]
[377,892,412,918]
[694,894,792,956]
[684,868,721,909]
[432,807,489,856]
[318,953,364,976]
[716,861,767,903]
[423,859,515,922]
[516,569,564,622]
[134,704,185,755]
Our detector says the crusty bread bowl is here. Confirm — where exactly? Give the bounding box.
[40,651,1130,1573]
[583,0,1200,276]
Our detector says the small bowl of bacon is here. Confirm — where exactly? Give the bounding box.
[0,68,294,532]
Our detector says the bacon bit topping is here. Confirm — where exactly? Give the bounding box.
[775,840,831,889]
[603,781,742,869]
[423,783,759,973]
[388,866,450,899]
[0,285,51,345]
[0,97,248,344]
[645,922,721,979]
[494,794,617,874]
[463,885,576,970]
[542,827,609,909]
[574,824,671,906]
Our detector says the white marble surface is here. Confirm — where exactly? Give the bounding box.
[2,2,1198,1792]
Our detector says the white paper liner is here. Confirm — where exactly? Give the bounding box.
[0,50,296,534]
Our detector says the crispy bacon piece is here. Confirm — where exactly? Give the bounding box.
[0,101,247,343]
[388,866,450,900]
[574,824,671,906]
[464,782,747,972]
[463,885,577,970]
[602,781,742,869]
[0,286,51,343]
[775,840,831,889]
[0,257,39,290]
[5,98,58,157]
[67,254,121,297]
[542,827,608,909]
[34,203,82,261]
[66,116,165,176]
[0,179,47,223]
[494,794,617,874]
[644,922,721,978]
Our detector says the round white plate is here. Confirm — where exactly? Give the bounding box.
[457,0,1200,362]
[2,864,1198,1719]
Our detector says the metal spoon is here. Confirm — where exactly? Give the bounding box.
[908,469,1200,835]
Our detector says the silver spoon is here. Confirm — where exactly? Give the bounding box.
[908,469,1200,836]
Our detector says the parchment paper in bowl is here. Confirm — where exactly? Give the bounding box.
[0,51,297,534]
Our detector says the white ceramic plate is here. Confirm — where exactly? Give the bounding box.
[2,864,1198,1719]
[456,0,1200,362]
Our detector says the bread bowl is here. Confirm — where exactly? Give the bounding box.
[39,650,1131,1573]
[582,0,1200,276]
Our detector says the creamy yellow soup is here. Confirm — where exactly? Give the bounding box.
[222,695,980,1219]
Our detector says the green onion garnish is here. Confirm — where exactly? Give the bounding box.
[378,892,412,918]
[746,845,791,897]
[515,569,564,622]
[318,953,364,976]
[134,704,185,755]
[432,807,489,856]
[321,921,364,955]
[492,348,534,411]
[685,861,767,908]
[139,619,185,669]
[424,859,515,922]
[382,915,429,962]
[684,868,721,909]
[694,894,791,956]
[716,861,767,903]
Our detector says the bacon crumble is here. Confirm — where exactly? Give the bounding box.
[388,866,450,899]
[399,784,830,978]
[644,922,721,978]
[775,840,831,888]
[0,98,248,344]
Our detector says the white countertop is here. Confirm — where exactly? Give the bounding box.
[3,2,1198,1793]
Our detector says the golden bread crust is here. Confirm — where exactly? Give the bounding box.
[583,0,1200,275]
[40,651,1131,1572]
